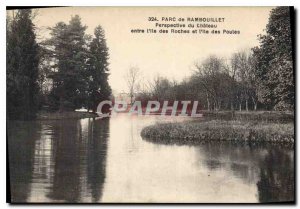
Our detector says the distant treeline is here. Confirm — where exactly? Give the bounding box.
[7,10,111,120]
[133,7,294,112]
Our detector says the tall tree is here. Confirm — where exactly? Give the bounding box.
[253,7,294,110]
[87,26,111,112]
[7,10,40,120]
[46,15,89,111]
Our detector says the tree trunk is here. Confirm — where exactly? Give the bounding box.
[252,97,257,111]
[206,93,210,111]
[59,85,65,112]
[245,99,248,112]
[130,95,133,105]
[239,103,242,112]
[59,95,64,113]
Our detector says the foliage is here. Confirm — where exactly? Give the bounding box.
[45,15,89,111]
[86,26,111,112]
[43,16,111,112]
[252,7,294,110]
[7,10,40,120]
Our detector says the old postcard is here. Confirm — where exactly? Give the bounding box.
[6,6,295,203]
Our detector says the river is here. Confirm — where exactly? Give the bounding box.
[7,114,294,203]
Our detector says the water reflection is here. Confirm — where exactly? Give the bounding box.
[197,143,294,202]
[257,148,294,202]
[8,121,40,202]
[8,118,109,203]
[8,115,294,203]
[46,120,82,202]
[86,118,109,202]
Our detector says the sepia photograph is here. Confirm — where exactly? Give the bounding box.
[6,6,295,203]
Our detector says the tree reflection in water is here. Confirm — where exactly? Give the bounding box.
[144,138,294,203]
[8,118,109,203]
[198,142,294,203]
[86,118,109,202]
[8,121,40,202]
[257,148,294,203]
[46,118,109,202]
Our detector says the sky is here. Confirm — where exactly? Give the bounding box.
[16,7,274,93]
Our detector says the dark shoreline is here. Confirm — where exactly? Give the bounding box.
[36,111,98,120]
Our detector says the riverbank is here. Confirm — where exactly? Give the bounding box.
[36,111,98,120]
[201,110,294,122]
[141,119,294,145]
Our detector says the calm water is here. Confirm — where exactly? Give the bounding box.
[8,114,294,203]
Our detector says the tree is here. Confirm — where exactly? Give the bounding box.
[253,7,294,111]
[46,15,89,111]
[86,26,111,112]
[7,10,40,120]
[124,67,140,104]
[232,51,258,111]
[194,56,231,111]
[149,75,172,101]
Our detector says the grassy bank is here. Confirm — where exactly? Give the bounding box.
[141,120,294,145]
[36,111,97,120]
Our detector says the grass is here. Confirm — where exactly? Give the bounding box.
[141,119,294,145]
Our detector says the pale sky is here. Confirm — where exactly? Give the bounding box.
[25,7,273,93]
